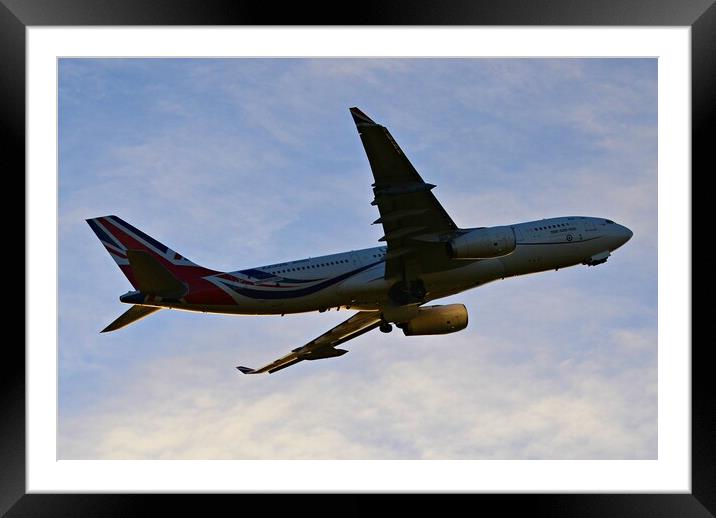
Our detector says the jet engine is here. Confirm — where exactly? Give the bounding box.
[399,304,468,336]
[447,226,516,259]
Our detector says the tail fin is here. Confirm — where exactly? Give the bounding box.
[87,215,217,288]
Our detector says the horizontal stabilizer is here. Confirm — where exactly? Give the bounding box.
[101,305,162,333]
[126,249,187,297]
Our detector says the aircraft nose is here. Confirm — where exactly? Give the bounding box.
[612,224,633,249]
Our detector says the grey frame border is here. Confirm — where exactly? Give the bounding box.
[5,0,713,515]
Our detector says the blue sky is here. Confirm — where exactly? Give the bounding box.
[58,58,657,459]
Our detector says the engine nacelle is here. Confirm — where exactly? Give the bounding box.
[447,226,516,259]
[400,304,468,336]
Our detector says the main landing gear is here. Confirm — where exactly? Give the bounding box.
[379,322,393,333]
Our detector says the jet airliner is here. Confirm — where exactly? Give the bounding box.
[88,107,633,374]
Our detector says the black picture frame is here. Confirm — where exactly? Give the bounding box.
[6,0,712,515]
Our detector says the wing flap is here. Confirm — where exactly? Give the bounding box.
[237,311,382,374]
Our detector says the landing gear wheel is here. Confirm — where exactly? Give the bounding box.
[379,322,393,333]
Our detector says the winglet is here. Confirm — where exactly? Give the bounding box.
[236,366,257,375]
[349,107,377,126]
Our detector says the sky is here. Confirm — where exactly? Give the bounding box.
[58,58,657,460]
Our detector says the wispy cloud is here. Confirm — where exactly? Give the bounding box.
[59,296,656,459]
[59,58,657,459]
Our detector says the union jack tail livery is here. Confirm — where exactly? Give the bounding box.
[87,215,221,332]
[86,215,211,286]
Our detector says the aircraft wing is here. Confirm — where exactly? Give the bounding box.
[349,107,458,282]
[237,311,382,374]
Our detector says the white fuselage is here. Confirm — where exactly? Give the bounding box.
[154,216,631,320]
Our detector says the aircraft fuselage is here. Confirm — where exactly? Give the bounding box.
[121,215,632,321]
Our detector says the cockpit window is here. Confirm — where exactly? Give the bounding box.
[605,219,615,224]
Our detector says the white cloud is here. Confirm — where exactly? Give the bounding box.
[58,330,656,459]
[59,58,657,460]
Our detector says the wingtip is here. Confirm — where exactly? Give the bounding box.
[236,366,257,375]
[349,107,376,125]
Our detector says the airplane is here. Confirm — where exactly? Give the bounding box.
[87,107,633,375]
